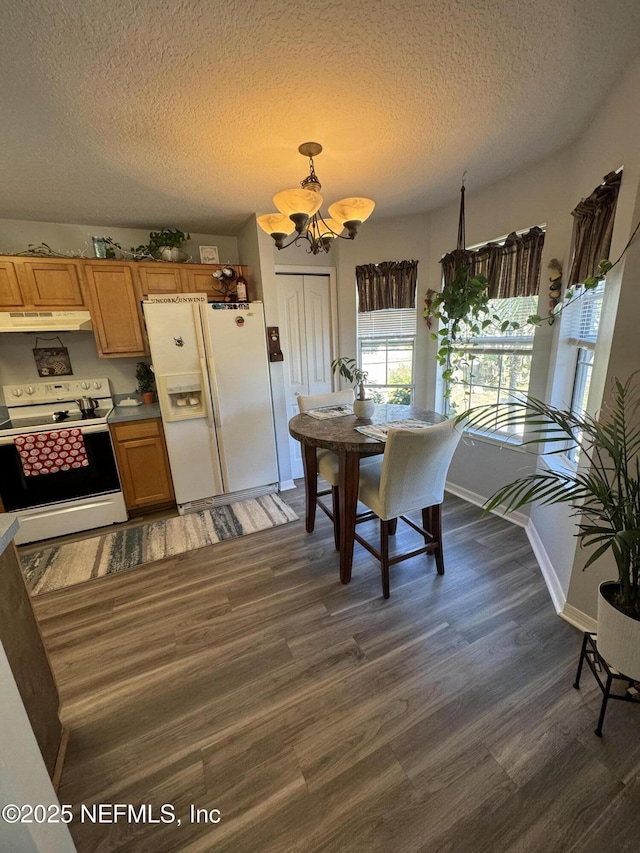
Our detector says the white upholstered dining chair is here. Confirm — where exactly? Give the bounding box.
[354,418,462,598]
[296,390,361,549]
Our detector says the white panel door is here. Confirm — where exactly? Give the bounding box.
[276,274,332,479]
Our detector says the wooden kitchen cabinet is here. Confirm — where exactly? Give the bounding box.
[0,260,24,307]
[82,262,147,357]
[111,418,175,512]
[17,258,85,308]
[182,264,249,300]
[135,263,186,298]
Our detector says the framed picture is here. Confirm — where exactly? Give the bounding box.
[199,246,220,264]
[33,338,73,377]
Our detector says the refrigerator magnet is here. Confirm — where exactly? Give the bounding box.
[235,317,245,327]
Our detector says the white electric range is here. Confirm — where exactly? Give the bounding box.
[0,378,127,544]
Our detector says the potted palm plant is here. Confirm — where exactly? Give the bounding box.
[331,357,375,418]
[462,373,640,679]
[136,361,156,404]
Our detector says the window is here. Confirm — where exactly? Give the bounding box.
[357,307,416,404]
[438,224,544,437]
[564,280,605,463]
[447,295,538,436]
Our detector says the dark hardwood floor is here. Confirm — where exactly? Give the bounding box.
[31,485,640,852]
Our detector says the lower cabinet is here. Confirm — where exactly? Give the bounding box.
[110,418,175,512]
[0,539,65,782]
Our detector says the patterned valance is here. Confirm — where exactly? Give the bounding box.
[356,260,418,313]
[567,170,622,286]
[440,226,545,299]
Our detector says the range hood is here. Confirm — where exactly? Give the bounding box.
[0,310,93,332]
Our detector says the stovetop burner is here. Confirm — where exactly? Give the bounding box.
[0,407,112,433]
[1,377,114,438]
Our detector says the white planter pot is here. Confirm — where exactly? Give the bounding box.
[155,247,187,263]
[353,399,375,419]
[597,581,640,680]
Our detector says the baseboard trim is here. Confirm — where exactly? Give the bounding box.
[279,480,296,492]
[446,481,585,625]
[559,603,597,633]
[52,725,70,792]
[445,481,529,528]
[525,519,566,615]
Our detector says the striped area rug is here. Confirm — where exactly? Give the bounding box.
[21,493,298,595]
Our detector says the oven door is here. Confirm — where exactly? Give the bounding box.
[0,425,121,512]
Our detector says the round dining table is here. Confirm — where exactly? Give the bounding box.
[288,403,444,584]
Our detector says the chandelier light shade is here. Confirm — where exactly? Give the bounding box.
[258,142,375,254]
[273,189,323,219]
[257,213,294,239]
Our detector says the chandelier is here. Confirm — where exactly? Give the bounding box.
[257,142,375,254]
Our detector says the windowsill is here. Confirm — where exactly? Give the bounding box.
[460,426,529,452]
[540,450,577,476]
[462,427,579,469]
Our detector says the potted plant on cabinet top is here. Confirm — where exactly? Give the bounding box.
[331,357,375,419]
[461,373,640,680]
[133,228,191,263]
[136,361,156,405]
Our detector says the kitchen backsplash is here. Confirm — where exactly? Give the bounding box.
[0,332,140,405]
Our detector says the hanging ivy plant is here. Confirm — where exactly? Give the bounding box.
[423,265,522,393]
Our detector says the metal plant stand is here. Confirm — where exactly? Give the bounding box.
[573,632,639,736]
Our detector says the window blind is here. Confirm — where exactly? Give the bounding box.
[562,281,605,349]
[357,308,417,339]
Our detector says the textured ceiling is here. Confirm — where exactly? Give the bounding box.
[1,0,640,235]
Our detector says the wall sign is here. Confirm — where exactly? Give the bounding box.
[32,336,73,377]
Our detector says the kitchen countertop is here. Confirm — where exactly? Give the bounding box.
[108,402,162,423]
[0,514,19,556]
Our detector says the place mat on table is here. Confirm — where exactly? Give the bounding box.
[305,405,353,420]
[355,419,434,441]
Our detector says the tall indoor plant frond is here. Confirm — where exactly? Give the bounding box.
[461,372,640,619]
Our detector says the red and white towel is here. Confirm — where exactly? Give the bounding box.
[14,429,89,477]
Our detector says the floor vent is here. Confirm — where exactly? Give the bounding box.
[178,483,277,514]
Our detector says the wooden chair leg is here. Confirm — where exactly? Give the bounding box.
[380,519,391,599]
[331,486,341,551]
[302,445,318,533]
[388,517,398,535]
[422,504,444,574]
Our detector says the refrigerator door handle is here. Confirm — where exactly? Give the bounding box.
[199,357,217,430]
[191,304,216,431]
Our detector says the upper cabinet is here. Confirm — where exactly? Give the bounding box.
[0,255,250,357]
[17,259,85,308]
[135,264,186,298]
[182,264,248,300]
[81,263,147,358]
[0,261,23,308]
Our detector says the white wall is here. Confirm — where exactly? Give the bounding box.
[238,217,295,486]
[0,332,139,407]
[0,642,76,852]
[0,218,238,264]
[289,54,640,623]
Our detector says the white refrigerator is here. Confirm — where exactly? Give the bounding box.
[143,295,279,512]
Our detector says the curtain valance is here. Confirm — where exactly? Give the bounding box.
[567,170,622,286]
[355,260,418,313]
[440,226,545,299]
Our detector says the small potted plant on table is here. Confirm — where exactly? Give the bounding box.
[136,361,156,404]
[331,357,374,419]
